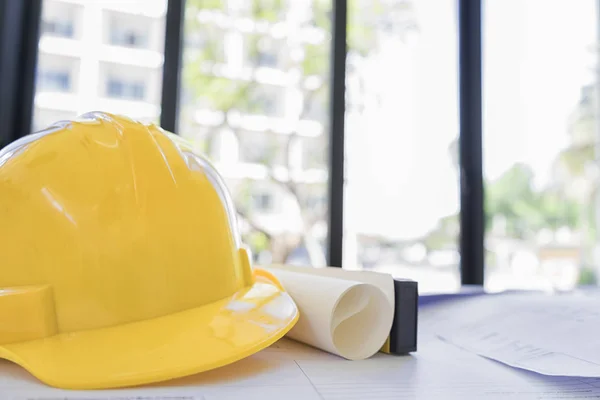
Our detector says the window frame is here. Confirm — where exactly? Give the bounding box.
[0,0,42,146]
[0,0,485,285]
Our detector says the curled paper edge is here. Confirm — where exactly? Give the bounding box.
[262,265,394,360]
[329,282,394,360]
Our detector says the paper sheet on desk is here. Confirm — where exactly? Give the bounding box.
[6,337,600,399]
[262,265,395,360]
[429,292,600,377]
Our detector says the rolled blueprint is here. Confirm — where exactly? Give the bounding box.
[263,265,395,360]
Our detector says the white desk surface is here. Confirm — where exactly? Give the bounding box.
[2,290,600,400]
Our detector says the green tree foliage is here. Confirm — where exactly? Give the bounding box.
[486,163,581,239]
[559,143,595,177]
[424,162,582,252]
[182,0,417,263]
[183,1,254,114]
[183,0,334,118]
[252,0,284,22]
[422,214,458,253]
[557,84,596,178]
[183,0,404,120]
[578,267,597,285]
[348,0,416,54]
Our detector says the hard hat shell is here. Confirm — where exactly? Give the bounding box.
[0,112,298,390]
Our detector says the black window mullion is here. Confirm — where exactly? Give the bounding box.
[327,0,347,268]
[0,0,42,145]
[160,0,185,134]
[458,0,485,285]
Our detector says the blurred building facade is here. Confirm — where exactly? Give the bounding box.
[33,0,166,130]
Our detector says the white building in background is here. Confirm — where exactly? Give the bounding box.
[33,0,166,130]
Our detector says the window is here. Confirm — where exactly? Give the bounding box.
[179,0,332,267]
[483,0,598,292]
[257,51,278,68]
[41,20,74,38]
[238,130,287,166]
[343,0,459,293]
[32,0,165,131]
[34,54,79,95]
[110,30,147,48]
[21,0,595,294]
[40,0,79,39]
[106,79,146,101]
[245,86,283,117]
[248,35,280,68]
[253,192,274,212]
[37,69,71,92]
[106,12,153,49]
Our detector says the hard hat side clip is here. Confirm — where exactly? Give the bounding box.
[0,285,58,344]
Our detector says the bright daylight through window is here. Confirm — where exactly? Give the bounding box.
[30,0,600,294]
[179,0,331,269]
[344,0,460,293]
[483,0,599,292]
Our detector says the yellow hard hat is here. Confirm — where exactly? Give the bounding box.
[0,112,299,390]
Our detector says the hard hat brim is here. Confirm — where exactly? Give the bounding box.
[0,269,299,390]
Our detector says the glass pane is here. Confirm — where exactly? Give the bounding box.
[483,0,599,292]
[344,0,460,293]
[32,0,166,131]
[179,0,331,267]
